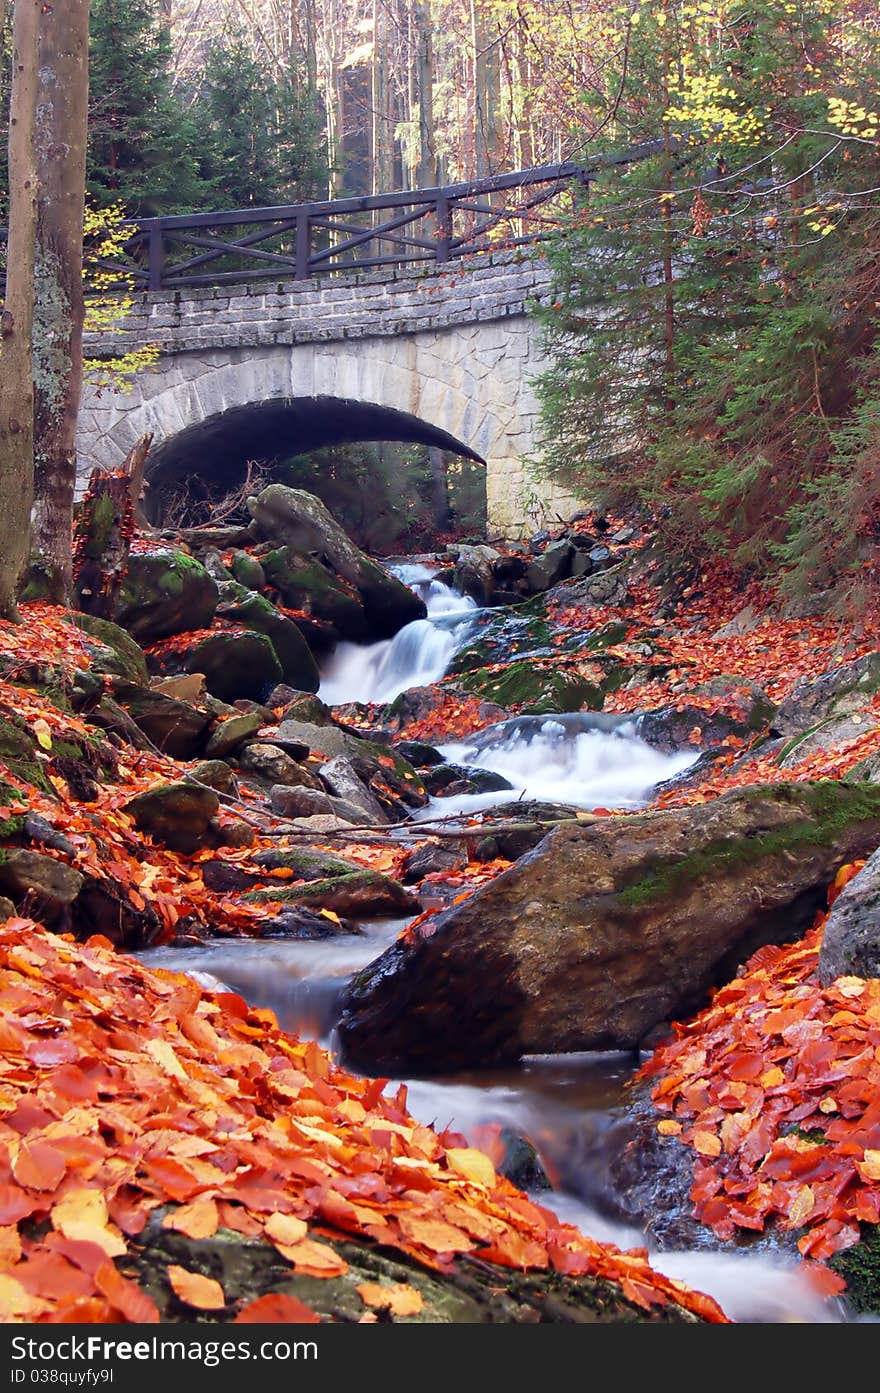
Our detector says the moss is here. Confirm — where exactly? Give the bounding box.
[0,717,53,797]
[617,782,880,908]
[69,614,148,685]
[0,815,26,841]
[830,1224,880,1314]
[457,660,604,714]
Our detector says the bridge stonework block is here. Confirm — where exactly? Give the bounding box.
[79,252,582,537]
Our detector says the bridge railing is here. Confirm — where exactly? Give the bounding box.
[1,141,669,294]
[81,163,594,292]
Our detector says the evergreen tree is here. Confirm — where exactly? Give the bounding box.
[87,0,204,215]
[535,0,880,601]
[191,33,326,209]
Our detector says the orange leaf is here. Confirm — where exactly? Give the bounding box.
[356,1282,424,1316]
[692,1130,722,1158]
[162,1198,219,1240]
[167,1264,226,1310]
[235,1293,321,1323]
[397,1213,476,1254]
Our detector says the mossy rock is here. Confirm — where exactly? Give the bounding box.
[115,550,218,644]
[128,1210,699,1324]
[68,613,149,685]
[830,1224,880,1315]
[245,869,418,917]
[230,550,266,591]
[0,716,53,796]
[456,660,604,714]
[262,548,368,640]
[185,631,283,705]
[251,846,362,880]
[215,581,319,692]
[123,781,219,854]
[111,680,211,760]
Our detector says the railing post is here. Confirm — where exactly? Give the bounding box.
[435,196,452,263]
[295,210,310,279]
[147,225,164,291]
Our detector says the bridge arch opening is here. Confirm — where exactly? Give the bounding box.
[145,395,487,545]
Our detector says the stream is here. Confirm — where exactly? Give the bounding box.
[142,564,853,1323]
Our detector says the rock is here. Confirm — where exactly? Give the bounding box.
[182,631,283,705]
[270,691,335,724]
[258,906,363,939]
[555,564,629,609]
[68,613,149,684]
[452,546,499,605]
[569,551,592,580]
[115,550,218,644]
[123,782,220,854]
[773,652,880,736]
[82,695,154,752]
[111,681,211,760]
[492,554,528,587]
[213,818,255,849]
[291,813,361,833]
[204,711,265,759]
[637,693,775,753]
[402,841,469,883]
[230,550,266,591]
[0,851,83,925]
[777,714,880,769]
[819,849,880,985]
[238,742,322,790]
[423,764,514,796]
[201,860,260,895]
[215,582,319,692]
[395,740,446,768]
[200,549,232,583]
[319,756,389,824]
[245,870,418,918]
[273,719,352,758]
[251,847,362,880]
[588,545,613,571]
[22,815,75,856]
[262,547,369,640]
[712,605,761,639]
[249,486,426,637]
[497,1130,552,1192]
[249,729,310,761]
[457,661,603,715]
[468,801,584,861]
[529,529,551,554]
[525,539,574,593]
[150,673,207,704]
[0,897,15,921]
[191,760,237,795]
[267,786,335,819]
[338,782,880,1072]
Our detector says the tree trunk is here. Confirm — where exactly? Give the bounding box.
[71,437,150,618]
[371,0,392,198]
[414,0,437,188]
[0,0,40,621]
[31,0,90,604]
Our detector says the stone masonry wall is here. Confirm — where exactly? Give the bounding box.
[79,250,583,535]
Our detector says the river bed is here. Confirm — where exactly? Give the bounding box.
[140,563,854,1322]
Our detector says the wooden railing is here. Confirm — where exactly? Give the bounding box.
[1,141,668,293]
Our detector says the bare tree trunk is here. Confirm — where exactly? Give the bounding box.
[0,0,40,621]
[471,0,502,179]
[415,0,437,188]
[371,0,392,197]
[31,0,90,603]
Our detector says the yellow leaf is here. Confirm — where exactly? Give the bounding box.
[835,977,865,999]
[145,1038,189,1081]
[789,1185,815,1226]
[52,1188,126,1257]
[760,1066,785,1088]
[356,1282,424,1317]
[168,1265,225,1310]
[33,718,52,751]
[445,1147,496,1189]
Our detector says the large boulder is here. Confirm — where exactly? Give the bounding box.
[115,551,218,644]
[262,548,369,640]
[819,848,880,985]
[182,631,283,705]
[123,782,219,854]
[215,582,319,692]
[248,485,426,637]
[111,681,211,760]
[338,782,880,1073]
[68,614,149,685]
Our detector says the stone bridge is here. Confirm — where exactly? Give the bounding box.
[77,250,581,536]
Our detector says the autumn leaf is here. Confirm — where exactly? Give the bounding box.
[167,1265,225,1310]
[263,1212,308,1247]
[52,1189,126,1258]
[692,1131,722,1158]
[356,1282,424,1316]
[33,718,52,751]
[445,1147,496,1188]
[235,1293,321,1323]
[162,1198,219,1240]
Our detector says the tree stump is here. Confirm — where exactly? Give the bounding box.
[72,434,152,617]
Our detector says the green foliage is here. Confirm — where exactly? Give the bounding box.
[190,32,326,209]
[87,0,204,215]
[534,0,880,604]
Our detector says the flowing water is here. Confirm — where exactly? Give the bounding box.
[141,564,853,1322]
